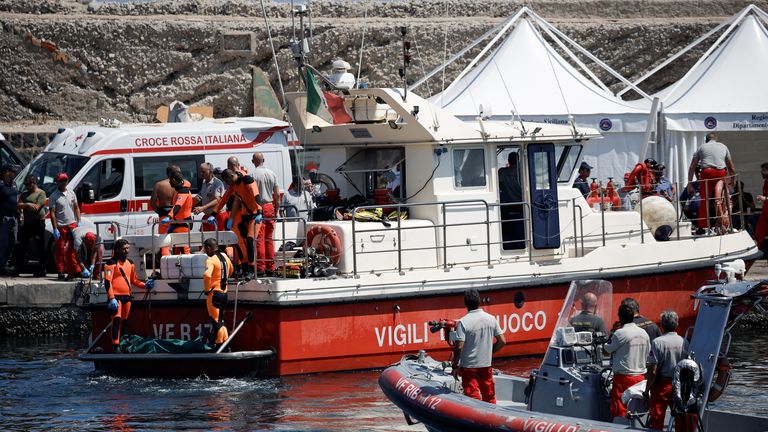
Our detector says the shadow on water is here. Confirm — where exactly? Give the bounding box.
[0,331,765,431]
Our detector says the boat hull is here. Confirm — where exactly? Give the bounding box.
[83,264,723,376]
[79,351,275,378]
[378,357,626,432]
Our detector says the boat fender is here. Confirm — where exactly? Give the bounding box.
[707,356,731,402]
[671,357,703,415]
[306,224,343,265]
[599,367,614,398]
[524,370,537,404]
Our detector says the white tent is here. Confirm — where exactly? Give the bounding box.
[650,8,768,195]
[416,8,654,182]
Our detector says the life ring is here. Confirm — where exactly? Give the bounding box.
[306,224,342,265]
[707,356,731,402]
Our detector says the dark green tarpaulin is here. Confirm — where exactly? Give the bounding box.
[119,335,214,354]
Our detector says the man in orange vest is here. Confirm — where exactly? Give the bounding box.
[104,239,154,352]
[161,171,193,255]
[211,169,263,281]
[202,237,234,346]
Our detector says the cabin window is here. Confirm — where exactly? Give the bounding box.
[80,158,125,200]
[335,147,405,200]
[533,151,551,191]
[133,155,204,197]
[453,148,486,188]
[555,144,582,183]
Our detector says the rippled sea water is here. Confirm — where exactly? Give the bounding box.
[0,332,765,431]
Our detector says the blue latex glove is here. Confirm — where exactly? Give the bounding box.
[81,268,91,278]
[107,298,119,316]
[145,278,155,290]
[207,216,217,225]
[160,217,170,225]
[253,213,263,223]
[88,265,94,273]
[225,218,233,230]
[52,229,61,240]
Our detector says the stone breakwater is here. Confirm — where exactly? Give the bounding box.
[1,0,766,131]
[0,306,90,338]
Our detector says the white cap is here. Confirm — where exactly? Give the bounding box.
[332,59,351,72]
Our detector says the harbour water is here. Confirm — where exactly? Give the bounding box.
[1,331,766,431]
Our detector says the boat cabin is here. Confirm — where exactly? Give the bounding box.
[285,87,607,274]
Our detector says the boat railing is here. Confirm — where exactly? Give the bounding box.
[268,206,308,278]
[349,199,494,275]
[137,173,750,278]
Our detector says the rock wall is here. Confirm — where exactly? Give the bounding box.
[0,0,766,127]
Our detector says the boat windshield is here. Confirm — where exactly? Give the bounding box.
[555,143,582,183]
[15,152,89,195]
[549,279,613,348]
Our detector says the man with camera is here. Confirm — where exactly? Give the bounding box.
[451,289,506,404]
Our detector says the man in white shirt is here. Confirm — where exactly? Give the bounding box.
[686,133,737,231]
[281,176,316,220]
[49,172,81,279]
[451,288,506,403]
[604,303,650,420]
[193,162,226,231]
[251,152,280,276]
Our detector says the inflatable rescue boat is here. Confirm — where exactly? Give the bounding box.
[380,271,768,432]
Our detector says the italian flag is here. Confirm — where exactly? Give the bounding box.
[306,68,352,124]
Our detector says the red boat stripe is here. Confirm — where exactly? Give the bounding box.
[91,130,283,156]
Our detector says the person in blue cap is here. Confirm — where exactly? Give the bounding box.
[573,161,593,198]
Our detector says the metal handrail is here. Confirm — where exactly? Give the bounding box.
[350,199,491,276]
[131,173,750,278]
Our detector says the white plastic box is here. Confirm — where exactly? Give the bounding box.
[349,96,397,122]
[160,253,209,279]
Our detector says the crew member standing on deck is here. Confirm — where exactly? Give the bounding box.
[573,161,594,198]
[451,288,506,404]
[604,303,650,420]
[211,169,262,281]
[151,165,179,257]
[193,162,226,232]
[569,292,607,334]
[644,310,689,431]
[686,133,737,231]
[202,237,234,346]
[621,298,661,341]
[225,157,249,275]
[251,152,280,277]
[162,171,193,255]
[104,239,153,352]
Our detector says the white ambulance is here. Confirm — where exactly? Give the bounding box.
[15,117,294,264]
